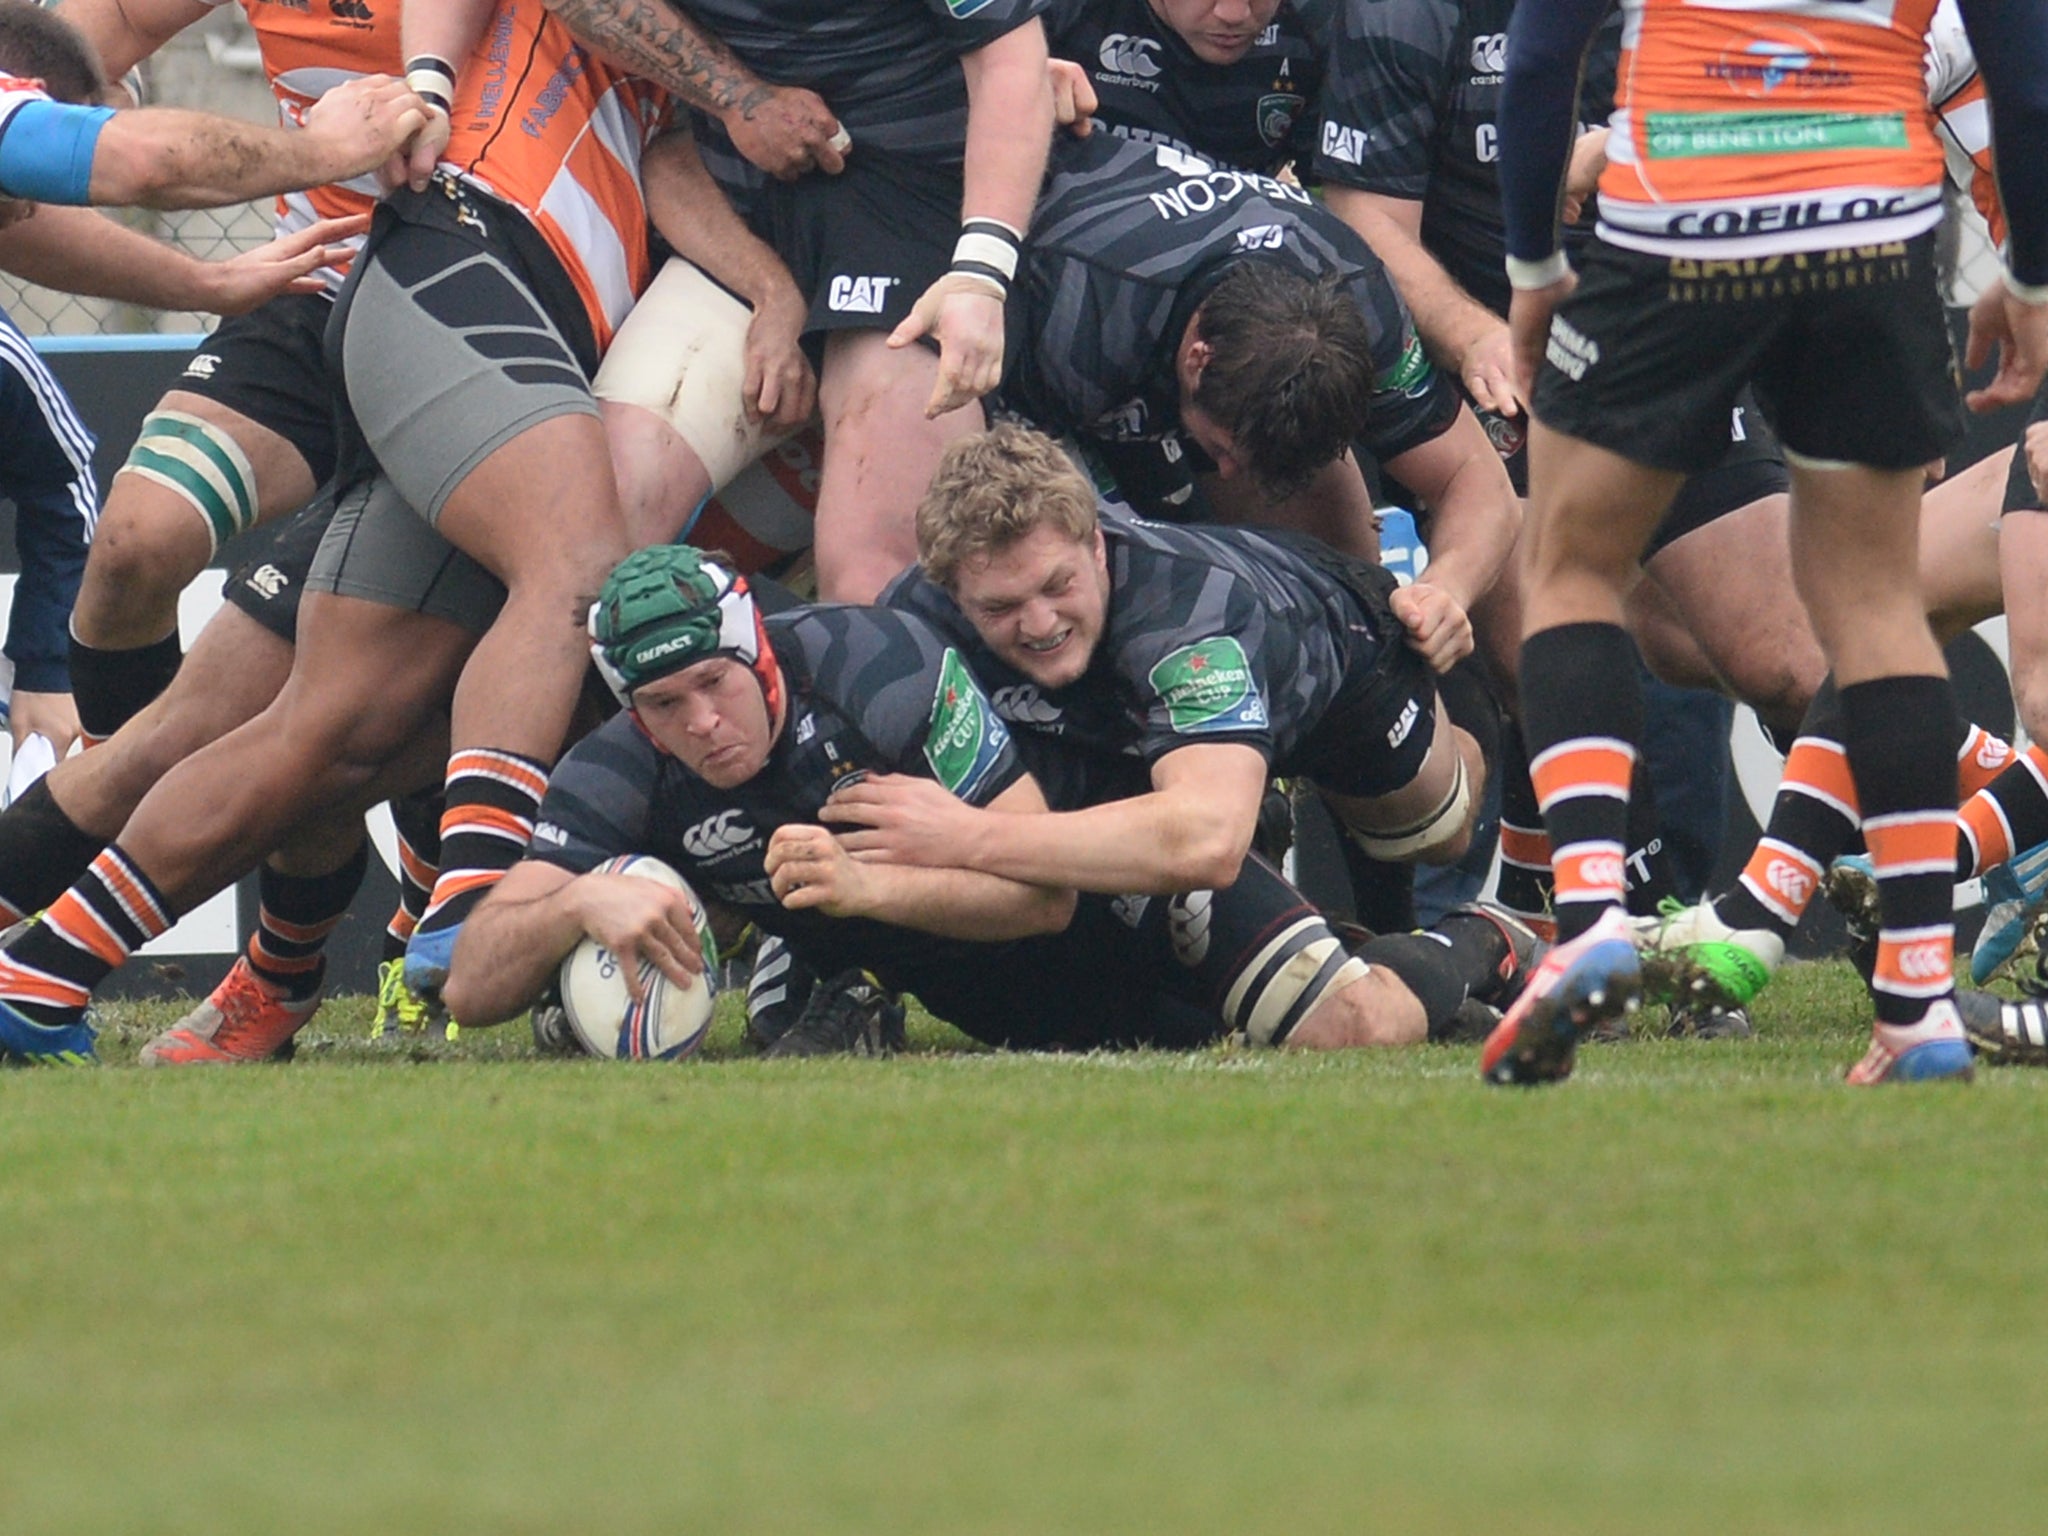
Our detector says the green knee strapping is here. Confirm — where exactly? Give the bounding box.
[117,410,259,554]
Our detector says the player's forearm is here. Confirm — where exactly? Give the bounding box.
[959,22,1052,232]
[1956,0,2048,287]
[87,112,349,208]
[962,792,1254,897]
[851,862,1074,941]
[403,0,497,76]
[1386,411,1522,612]
[643,131,799,314]
[445,879,588,1026]
[542,0,774,121]
[0,204,220,308]
[1325,188,1507,358]
[1497,0,1607,271]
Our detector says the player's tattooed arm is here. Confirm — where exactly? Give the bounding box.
[642,129,814,431]
[541,0,846,179]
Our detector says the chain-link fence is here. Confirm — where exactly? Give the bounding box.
[0,10,277,337]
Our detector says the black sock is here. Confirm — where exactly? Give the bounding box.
[1623,758,1680,914]
[0,778,106,923]
[1714,679,1853,937]
[247,840,370,1000]
[69,631,181,743]
[1840,675,1963,1027]
[1519,623,1644,941]
[1494,720,1553,927]
[1428,908,1515,1004]
[1357,932,1469,1040]
[382,787,444,964]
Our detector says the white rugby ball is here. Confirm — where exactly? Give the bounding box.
[558,855,720,1061]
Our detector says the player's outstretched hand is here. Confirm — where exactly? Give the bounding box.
[1506,272,1574,403]
[728,86,849,180]
[817,772,973,867]
[1460,323,1525,420]
[8,690,80,760]
[1049,58,1096,137]
[2028,421,2048,505]
[570,871,705,1003]
[1966,281,2048,413]
[888,275,1006,418]
[203,214,369,315]
[1390,580,1473,673]
[765,824,872,917]
[744,286,817,432]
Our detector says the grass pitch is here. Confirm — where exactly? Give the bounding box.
[5,963,2047,1534]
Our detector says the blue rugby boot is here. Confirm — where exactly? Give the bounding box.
[1480,906,1640,1086]
[0,997,97,1066]
[1846,997,1975,1085]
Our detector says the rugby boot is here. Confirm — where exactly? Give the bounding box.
[402,921,460,1003]
[1662,1001,1754,1041]
[745,933,816,1052]
[1969,839,2048,985]
[0,996,96,1066]
[530,1000,585,1057]
[1845,997,1975,1085]
[1821,854,1882,984]
[370,957,430,1040]
[1953,987,2048,1067]
[763,970,907,1059]
[1480,906,1641,1086]
[1634,896,1782,1009]
[1451,902,1548,1009]
[139,958,317,1065]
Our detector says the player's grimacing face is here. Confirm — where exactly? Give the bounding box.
[952,524,1111,690]
[632,659,775,789]
[1147,0,1283,64]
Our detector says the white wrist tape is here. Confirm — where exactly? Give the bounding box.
[1506,252,1572,291]
[951,218,1022,295]
[2003,265,2048,307]
[406,56,455,116]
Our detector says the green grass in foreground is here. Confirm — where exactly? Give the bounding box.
[4,962,2046,1534]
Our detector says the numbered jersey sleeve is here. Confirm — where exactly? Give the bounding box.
[528,716,664,875]
[778,605,1029,806]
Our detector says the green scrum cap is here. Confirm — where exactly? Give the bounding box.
[588,545,770,707]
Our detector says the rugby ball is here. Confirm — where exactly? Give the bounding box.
[558,855,719,1060]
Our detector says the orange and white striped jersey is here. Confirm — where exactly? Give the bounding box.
[1598,0,1951,258]
[1924,0,2004,247]
[197,0,400,290]
[441,1,672,352]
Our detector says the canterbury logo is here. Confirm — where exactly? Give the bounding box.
[1169,890,1214,965]
[992,684,1061,724]
[1470,32,1506,73]
[1098,33,1161,77]
[682,810,755,859]
[1575,853,1627,890]
[1893,942,1950,981]
[1764,859,1814,907]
